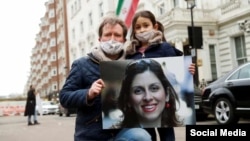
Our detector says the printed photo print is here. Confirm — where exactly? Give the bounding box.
[100,56,196,129]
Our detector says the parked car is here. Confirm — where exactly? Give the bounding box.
[201,62,250,124]
[194,85,208,121]
[58,103,77,117]
[37,101,59,115]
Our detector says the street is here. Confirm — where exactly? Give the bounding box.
[0,115,186,141]
[0,115,75,141]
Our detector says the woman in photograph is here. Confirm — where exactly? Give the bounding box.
[117,58,182,128]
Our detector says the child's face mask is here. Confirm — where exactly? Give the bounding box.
[135,30,155,43]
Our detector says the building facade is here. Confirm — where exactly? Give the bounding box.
[26,0,250,98]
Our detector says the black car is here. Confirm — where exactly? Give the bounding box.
[201,62,250,124]
[58,103,77,117]
[194,85,208,121]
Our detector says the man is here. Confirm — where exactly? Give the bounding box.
[59,17,151,141]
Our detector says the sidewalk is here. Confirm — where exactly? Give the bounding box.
[0,115,75,141]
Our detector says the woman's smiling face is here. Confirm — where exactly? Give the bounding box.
[129,70,166,123]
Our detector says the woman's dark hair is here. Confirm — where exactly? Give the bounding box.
[118,59,181,127]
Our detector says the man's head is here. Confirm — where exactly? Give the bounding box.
[96,17,128,58]
[98,17,127,43]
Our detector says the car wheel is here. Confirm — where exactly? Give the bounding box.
[214,98,239,124]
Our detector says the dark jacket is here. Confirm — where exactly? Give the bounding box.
[24,89,36,116]
[126,42,182,59]
[59,55,114,141]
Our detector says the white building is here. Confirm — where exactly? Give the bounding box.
[66,0,250,84]
[28,0,250,96]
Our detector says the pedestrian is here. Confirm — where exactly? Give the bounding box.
[59,16,151,141]
[24,85,40,125]
[117,58,182,128]
[199,78,207,90]
[125,10,196,141]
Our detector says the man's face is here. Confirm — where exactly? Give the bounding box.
[99,23,125,43]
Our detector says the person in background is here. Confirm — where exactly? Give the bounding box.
[59,16,151,141]
[117,59,182,128]
[24,85,40,125]
[125,10,196,141]
[199,78,207,90]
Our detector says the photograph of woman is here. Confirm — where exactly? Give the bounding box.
[100,56,195,129]
[117,58,181,128]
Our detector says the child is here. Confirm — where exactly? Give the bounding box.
[125,10,195,141]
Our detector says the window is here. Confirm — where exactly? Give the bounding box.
[89,12,93,25]
[81,48,85,56]
[228,70,239,80]
[50,39,55,47]
[90,42,94,47]
[234,35,247,65]
[53,69,57,75]
[74,1,77,12]
[78,0,81,9]
[49,10,54,18]
[209,44,217,81]
[72,28,75,40]
[239,64,250,79]
[228,64,250,80]
[80,20,84,33]
[99,2,104,17]
[53,84,57,91]
[158,3,165,15]
[173,0,179,7]
[71,5,74,16]
[51,54,56,61]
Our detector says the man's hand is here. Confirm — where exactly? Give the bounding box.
[88,79,105,100]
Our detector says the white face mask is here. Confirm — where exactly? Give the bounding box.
[100,40,124,55]
[135,30,155,43]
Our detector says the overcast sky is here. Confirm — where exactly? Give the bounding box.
[0,0,47,96]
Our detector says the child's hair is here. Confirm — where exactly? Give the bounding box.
[156,21,166,41]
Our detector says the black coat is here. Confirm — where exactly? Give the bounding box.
[24,89,36,116]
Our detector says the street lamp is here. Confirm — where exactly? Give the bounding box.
[185,0,200,87]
